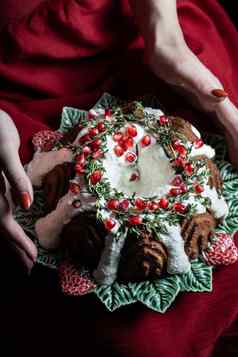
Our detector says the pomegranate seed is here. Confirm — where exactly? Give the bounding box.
[79,133,90,144]
[175,144,187,157]
[173,202,187,214]
[113,132,123,142]
[104,218,116,231]
[105,108,113,117]
[169,188,182,196]
[125,151,137,163]
[194,183,204,193]
[159,115,169,125]
[92,149,104,159]
[69,182,81,194]
[90,170,102,185]
[122,136,134,150]
[184,163,194,175]
[107,199,120,210]
[119,199,129,211]
[159,198,169,209]
[173,156,186,167]
[72,199,81,208]
[90,139,102,151]
[171,176,183,186]
[126,125,137,137]
[194,139,204,148]
[114,145,124,157]
[130,173,140,181]
[148,201,159,211]
[82,146,92,156]
[75,153,85,165]
[97,122,106,132]
[128,215,143,225]
[89,127,99,138]
[180,183,189,193]
[75,164,85,175]
[141,135,151,147]
[135,198,147,210]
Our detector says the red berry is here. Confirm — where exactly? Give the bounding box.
[169,188,182,196]
[125,151,137,163]
[107,199,120,210]
[88,111,95,120]
[97,122,106,132]
[129,173,140,182]
[194,139,204,149]
[126,125,137,137]
[173,156,186,167]
[141,135,151,147]
[104,218,116,231]
[135,198,147,210]
[75,153,85,165]
[171,176,183,186]
[194,183,204,193]
[90,170,102,185]
[82,146,92,156]
[119,199,129,211]
[148,201,159,211]
[90,139,102,151]
[128,215,143,225]
[79,133,90,144]
[75,164,85,175]
[159,115,169,125]
[105,108,113,117]
[113,132,123,142]
[69,182,81,194]
[88,127,99,138]
[92,149,104,159]
[72,199,81,208]
[159,198,169,209]
[184,163,194,175]
[175,144,187,157]
[122,136,134,150]
[180,183,188,193]
[173,202,187,214]
[114,145,124,157]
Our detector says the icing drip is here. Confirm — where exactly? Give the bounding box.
[159,224,191,274]
[27,148,73,187]
[35,191,81,250]
[93,232,127,285]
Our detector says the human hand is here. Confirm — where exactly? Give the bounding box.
[130,0,238,168]
[0,110,37,272]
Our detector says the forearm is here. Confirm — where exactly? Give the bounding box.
[129,0,185,51]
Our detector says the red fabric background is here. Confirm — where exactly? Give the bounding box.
[1,1,238,356]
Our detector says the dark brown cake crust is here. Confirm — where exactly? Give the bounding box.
[118,230,168,282]
[60,213,106,270]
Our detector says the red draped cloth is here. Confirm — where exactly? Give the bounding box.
[1,1,238,356]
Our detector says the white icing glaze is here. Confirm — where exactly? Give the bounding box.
[35,191,81,250]
[159,224,191,274]
[202,185,229,220]
[190,144,215,159]
[191,125,201,139]
[144,107,164,117]
[102,124,175,197]
[93,232,127,285]
[27,148,73,187]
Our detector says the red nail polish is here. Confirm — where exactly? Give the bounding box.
[211,89,228,98]
[20,192,31,210]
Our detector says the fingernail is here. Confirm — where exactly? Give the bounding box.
[20,192,31,210]
[211,89,228,98]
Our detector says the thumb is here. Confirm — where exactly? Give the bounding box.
[0,144,33,210]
